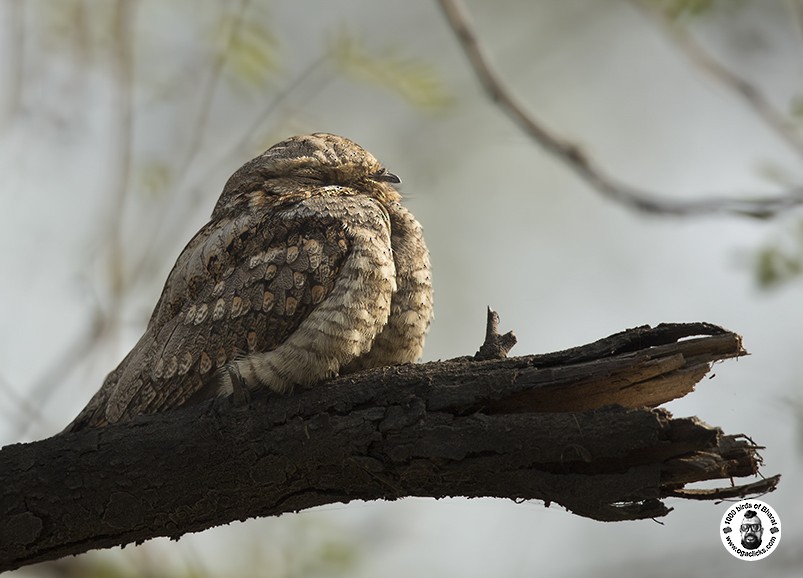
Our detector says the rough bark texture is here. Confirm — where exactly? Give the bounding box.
[0,322,779,573]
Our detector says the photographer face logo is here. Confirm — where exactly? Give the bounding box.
[720,500,781,561]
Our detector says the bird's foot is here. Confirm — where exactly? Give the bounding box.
[225,363,252,406]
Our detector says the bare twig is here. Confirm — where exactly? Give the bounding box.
[1,0,25,127]
[187,52,330,194]
[633,0,803,164]
[127,54,329,290]
[0,373,42,428]
[7,1,140,438]
[123,0,256,289]
[474,307,517,359]
[107,0,136,276]
[12,309,107,438]
[173,0,253,187]
[787,0,803,48]
[436,0,803,219]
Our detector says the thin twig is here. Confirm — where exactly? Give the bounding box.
[123,0,254,286]
[633,0,803,163]
[787,0,803,48]
[107,0,136,293]
[8,0,139,438]
[12,310,106,438]
[436,0,803,219]
[127,54,329,289]
[16,0,140,437]
[188,52,330,195]
[173,0,253,189]
[1,0,25,127]
[0,373,43,430]
[474,306,517,360]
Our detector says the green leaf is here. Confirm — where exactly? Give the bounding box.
[755,161,797,189]
[753,222,803,289]
[790,94,803,120]
[137,161,172,198]
[219,11,279,92]
[330,32,453,111]
[645,0,747,20]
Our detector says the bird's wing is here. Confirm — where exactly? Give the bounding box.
[69,200,356,430]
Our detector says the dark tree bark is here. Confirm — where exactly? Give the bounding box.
[0,321,779,573]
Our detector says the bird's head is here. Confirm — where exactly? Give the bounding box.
[215,133,402,217]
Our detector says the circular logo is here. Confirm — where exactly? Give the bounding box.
[720,499,781,561]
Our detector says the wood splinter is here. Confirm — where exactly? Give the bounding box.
[474,307,518,360]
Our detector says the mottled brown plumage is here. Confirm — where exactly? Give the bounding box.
[66,133,433,431]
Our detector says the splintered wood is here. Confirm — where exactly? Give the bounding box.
[0,321,779,571]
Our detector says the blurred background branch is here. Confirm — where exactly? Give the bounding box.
[633,0,803,163]
[438,0,803,218]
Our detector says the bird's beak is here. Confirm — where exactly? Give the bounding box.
[373,169,401,184]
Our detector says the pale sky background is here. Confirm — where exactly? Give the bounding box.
[1,1,802,576]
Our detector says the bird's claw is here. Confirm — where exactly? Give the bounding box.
[226,363,252,406]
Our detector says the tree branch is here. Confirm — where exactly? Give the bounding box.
[632,0,803,164]
[436,0,803,219]
[0,320,778,572]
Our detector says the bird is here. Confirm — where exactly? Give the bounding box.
[65,133,433,432]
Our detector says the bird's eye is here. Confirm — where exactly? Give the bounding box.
[371,169,401,184]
